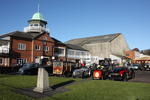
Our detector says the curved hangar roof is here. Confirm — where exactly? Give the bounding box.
[65,33,121,46]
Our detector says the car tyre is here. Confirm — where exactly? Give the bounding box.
[132,72,135,79]
[88,70,91,77]
[73,75,76,78]
[102,74,106,80]
[123,73,128,81]
[82,71,85,79]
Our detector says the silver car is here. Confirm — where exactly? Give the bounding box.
[128,64,141,70]
[72,67,91,78]
[18,63,39,75]
[144,63,150,71]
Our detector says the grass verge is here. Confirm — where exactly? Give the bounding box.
[0,74,150,100]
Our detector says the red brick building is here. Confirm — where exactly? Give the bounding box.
[0,12,66,67]
[0,31,57,66]
[0,12,90,68]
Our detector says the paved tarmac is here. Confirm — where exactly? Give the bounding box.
[129,71,150,83]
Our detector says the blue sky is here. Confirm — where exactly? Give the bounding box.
[0,0,150,50]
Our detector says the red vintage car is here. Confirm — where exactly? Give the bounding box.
[110,67,135,81]
[53,61,76,77]
[92,67,109,80]
[92,70,103,79]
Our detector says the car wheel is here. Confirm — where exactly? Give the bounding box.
[72,73,76,78]
[88,70,91,76]
[102,73,106,80]
[82,72,85,79]
[109,76,113,80]
[91,75,94,80]
[132,72,135,79]
[64,72,70,77]
[73,75,76,78]
[123,73,128,81]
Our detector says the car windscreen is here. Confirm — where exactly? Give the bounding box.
[132,65,139,67]
[133,64,139,66]
[53,62,62,67]
[113,67,125,72]
[22,64,33,68]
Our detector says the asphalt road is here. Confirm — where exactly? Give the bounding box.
[129,71,150,83]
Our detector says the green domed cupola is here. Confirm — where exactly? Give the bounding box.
[29,12,47,24]
[32,12,45,21]
[24,12,48,33]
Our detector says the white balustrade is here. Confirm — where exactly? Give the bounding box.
[24,26,49,32]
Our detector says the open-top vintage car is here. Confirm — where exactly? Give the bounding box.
[18,63,39,75]
[72,67,91,78]
[92,58,112,80]
[53,61,76,77]
[144,63,150,71]
[53,61,63,75]
[92,66,110,80]
[18,63,52,75]
[110,67,135,81]
[128,64,143,71]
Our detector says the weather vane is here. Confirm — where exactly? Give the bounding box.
[38,0,40,12]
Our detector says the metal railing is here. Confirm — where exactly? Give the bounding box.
[67,55,90,59]
[0,49,9,53]
[54,54,65,57]
[24,26,49,32]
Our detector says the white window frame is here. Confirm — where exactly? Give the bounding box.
[35,57,40,64]
[17,58,27,65]
[54,47,65,56]
[34,24,39,26]
[44,46,49,51]
[5,58,8,66]
[35,45,40,50]
[0,58,4,64]
[18,43,26,50]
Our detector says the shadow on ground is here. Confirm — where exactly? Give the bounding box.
[13,80,75,99]
[51,80,75,89]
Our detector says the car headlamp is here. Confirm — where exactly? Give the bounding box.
[95,72,100,78]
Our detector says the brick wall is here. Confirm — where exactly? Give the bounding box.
[10,33,55,65]
[11,37,32,65]
[32,33,55,62]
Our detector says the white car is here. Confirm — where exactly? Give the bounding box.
[128,64,141,70]
[144,63,150,71]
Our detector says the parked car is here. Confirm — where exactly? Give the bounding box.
[144,63,150,71]
[72,67,91,78]
[128,64,142,70]
[92,67,110,80]
[110,67,135,81]
[18,63,39,75]
[53,61,76,77]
